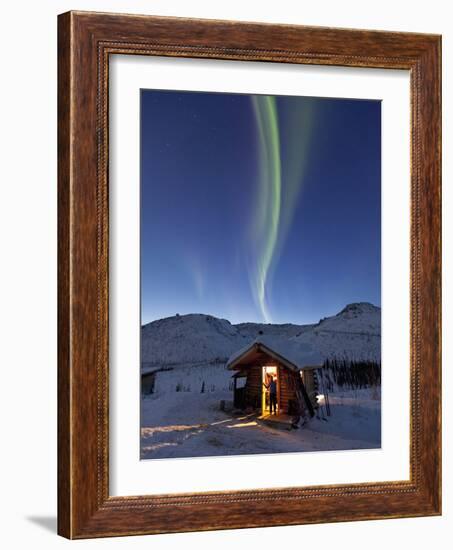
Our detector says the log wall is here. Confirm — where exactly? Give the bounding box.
[244,364,262,409]
[278,366,299,413]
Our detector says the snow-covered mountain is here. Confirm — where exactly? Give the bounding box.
[141,314,239,367]
[289,303,381,362]
[313,302,380,335]
[235,321,312,340]
[141,303,381,371]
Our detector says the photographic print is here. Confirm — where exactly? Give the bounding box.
[140,89,381,460]
[57,12,441,537]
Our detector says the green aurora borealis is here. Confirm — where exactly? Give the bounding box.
[140,90,381,324]
[251,95,315,322]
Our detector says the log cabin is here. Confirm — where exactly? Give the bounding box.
[226,338,323,420]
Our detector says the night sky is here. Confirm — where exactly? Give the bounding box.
[141,90,381,325]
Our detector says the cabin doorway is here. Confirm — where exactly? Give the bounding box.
[262,365,278,415]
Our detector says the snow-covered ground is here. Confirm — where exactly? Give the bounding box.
[140,373,381,459]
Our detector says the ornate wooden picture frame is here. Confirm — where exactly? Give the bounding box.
[58,10,441,539]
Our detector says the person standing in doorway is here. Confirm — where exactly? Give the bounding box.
[264,375,278,415]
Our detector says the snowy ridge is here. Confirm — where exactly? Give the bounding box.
[314,302,381,335]
[235,322,311,339]
[141,302,381,370]
[141,313,238,367]
[289,302,381,362]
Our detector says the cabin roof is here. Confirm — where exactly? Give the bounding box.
[226,337,323,372]
[141,366,156,376]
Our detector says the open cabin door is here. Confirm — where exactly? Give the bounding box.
[262,365,278,415]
